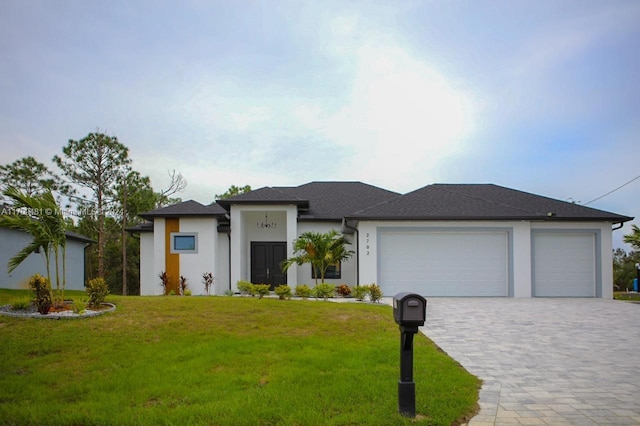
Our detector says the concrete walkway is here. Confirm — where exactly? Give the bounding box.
[417,298,640,425]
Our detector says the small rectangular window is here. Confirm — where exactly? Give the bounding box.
[312,263,341,279]
[170,233,198,253]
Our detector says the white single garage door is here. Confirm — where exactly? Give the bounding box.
[532,232,596,297]
[378,230,509,296]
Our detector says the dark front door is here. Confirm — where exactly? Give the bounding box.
[250,242,287,290]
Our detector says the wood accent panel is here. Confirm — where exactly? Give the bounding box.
[165,218,180,294]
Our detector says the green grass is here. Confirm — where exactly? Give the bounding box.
[0,289,479,425]
[614,292,640,301]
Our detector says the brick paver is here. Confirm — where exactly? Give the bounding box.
[415,298,640,425]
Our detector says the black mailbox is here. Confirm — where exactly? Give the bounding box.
[393,292,426,326]
[392,292,427,418]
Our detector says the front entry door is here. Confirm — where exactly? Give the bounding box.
[250,242,287,290]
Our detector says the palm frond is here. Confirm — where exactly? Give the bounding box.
[7,240,46,273]
[1,187,66,285]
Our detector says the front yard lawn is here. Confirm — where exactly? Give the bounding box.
[0,290,479,425]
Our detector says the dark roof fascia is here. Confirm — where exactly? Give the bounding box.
[539,216,634,223]
[140,212,225,220]
[297,217,342,223]
[126,222,154,233]
[139,200,227,220]
[347,215,633,223]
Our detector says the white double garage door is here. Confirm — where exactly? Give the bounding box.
[378,228,597,297]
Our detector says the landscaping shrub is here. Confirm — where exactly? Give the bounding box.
[202,272,214,295]
[52,294,66,311]
[274,285,292,300]
[10,296,32,311]
[368,283,382,303]
[72,297,88,314]
[353,285,369,301]
[179,275,188,295]
[252,284,271,299]
[294,284,313,299]
[86,277,109,308]
[237,280,254,296]
[313,283,335,300]
[28,273,52,314]
[336,284,351,297]
[159,271,169,295]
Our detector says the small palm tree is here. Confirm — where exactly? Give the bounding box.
[624,225,640,251]
[0,187,67,298]
[281,230,354,286]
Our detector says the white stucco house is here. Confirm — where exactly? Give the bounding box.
[131,182,633,298]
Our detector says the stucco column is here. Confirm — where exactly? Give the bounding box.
[286,205,298,287]
[230,207,243,292]
[511,222,532,298]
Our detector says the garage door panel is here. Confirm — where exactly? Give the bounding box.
[533,233,595,297]
[379,230,508,297]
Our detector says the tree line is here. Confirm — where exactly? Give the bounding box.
[615,225,640,291]
[0,131,187,295]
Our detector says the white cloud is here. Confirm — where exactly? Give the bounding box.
[321,41,477,190]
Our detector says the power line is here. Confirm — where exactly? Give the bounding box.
[584,174,640,205]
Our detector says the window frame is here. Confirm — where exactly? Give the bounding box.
[170,232,198,254]
[311,263,341,279]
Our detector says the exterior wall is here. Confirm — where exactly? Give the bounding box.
[140,217,220,296]
[230,205,298,291]
[243,210,287,286]
[139,232,157,295]
[138,213,617,298]
[296,222,357,288]
[0,228,88,291]
[511,222,532,297]
[64,239,87,291]
[179,217,217,295]
[357,220,615,298]
[151,218,166,295]
[216,232,230,295]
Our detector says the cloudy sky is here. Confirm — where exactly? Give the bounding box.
[1,1,639,248]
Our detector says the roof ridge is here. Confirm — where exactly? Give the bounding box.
[350,193,404,216]
[435,184,545,216]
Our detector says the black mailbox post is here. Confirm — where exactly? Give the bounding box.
[393,292,427,418]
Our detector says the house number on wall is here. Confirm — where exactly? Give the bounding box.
[365,232,370,256]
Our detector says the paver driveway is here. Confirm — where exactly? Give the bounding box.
[419,298,640,425]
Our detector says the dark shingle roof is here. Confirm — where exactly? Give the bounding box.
[125,221,154,233]
[348,184,633,222]
[217,182,400,221]
[64,231,95,243]
[136,183,632,224]
[287,182,400,220]
[140,200,226,220]
[216,187,309,208]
